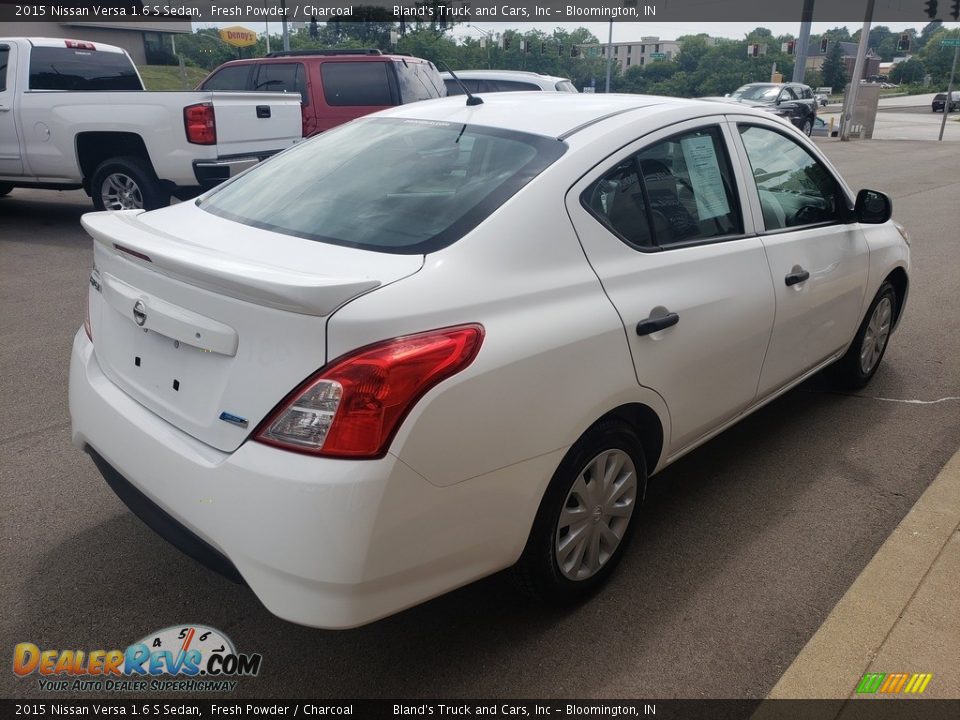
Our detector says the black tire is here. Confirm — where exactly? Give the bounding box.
[90,156,168,211]
[832,281,898,390]
[0,183,13,197]
[801,118,813,136]
[513,420,647,605]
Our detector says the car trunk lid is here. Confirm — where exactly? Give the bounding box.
[82,205,423,452]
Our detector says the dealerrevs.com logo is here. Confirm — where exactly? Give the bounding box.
[13,625,262,693]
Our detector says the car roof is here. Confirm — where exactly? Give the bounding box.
[440,69,570,83]
[375,92,772,140]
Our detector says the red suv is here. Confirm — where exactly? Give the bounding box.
[198,49,446,137]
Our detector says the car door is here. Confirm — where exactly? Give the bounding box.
[566,118,776,455]
[0,43,24,177]
[729,118,869,398]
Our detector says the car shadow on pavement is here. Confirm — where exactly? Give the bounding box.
[1,192,92,242]
[11,382,927,700]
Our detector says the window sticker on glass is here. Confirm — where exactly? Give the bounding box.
[680,135,730,221]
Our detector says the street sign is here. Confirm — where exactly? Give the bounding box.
[650,52,666,60]
[941,39,960,47]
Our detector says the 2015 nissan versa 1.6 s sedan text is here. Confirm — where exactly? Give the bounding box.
[69,93,911,628]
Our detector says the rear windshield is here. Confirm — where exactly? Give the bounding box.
[555,80,577,93]
[199,118,566,254]
[394,60,446,102]
[29,47,141,91]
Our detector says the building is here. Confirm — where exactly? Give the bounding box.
[4,21,191,66]
[580,36,682,73]
[805,41,882,82]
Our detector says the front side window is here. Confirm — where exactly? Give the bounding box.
[582,126,742,249]
[28,47,140,91]
[199,118,566,254]
[739,125,842,230]
[732,84,779,101]
[321,62,393,106]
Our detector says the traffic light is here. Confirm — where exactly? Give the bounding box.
[520,40,530,54]
[571,45,581,58]
[924,0,937,18]
[784,40,795,55]
[540,41,546,55]
[502,36,511,51]
[309,16,319,39]
[820,37,829,53]
[897,33,910,52]
[951,0,959,20]
[557,43,564,56]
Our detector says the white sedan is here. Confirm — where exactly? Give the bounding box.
[69,93,911,628]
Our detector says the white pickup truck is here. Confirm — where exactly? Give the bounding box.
[0,37,302,210]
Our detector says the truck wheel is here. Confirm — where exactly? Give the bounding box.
[801,118,813,136]
[0,183,13,197]
[91,156,168,211]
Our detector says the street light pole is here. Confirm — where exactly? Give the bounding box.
[840,0,875,141]
[605,16,614,93]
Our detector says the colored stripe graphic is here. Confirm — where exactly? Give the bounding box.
[904,673,933,694]
[857,672,933,694]
[857,673,886,693]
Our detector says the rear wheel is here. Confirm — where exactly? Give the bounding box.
[514,420,647,605]
[0,183,13,197]
[833,281,898,389]
[91,156,168,211]
[801,118,813,136]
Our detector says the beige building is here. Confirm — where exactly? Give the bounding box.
[580,36,682,73]
[3,21,191,66]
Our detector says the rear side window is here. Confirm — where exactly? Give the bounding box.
[254,62,307,104]
[202,64,252,91]
[583,126,742,249]
[321,62,394,106]
[200,118,566,254]
[491,80,541,92]
[28,47,141,91]
[0,47,8,92]
[444,78,481,95]
[395,61,444,102]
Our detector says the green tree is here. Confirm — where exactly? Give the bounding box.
[889,58,925,84]
[821,40,847,91]
[919,27,960,87]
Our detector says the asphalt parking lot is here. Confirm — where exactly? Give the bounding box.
[2,138,959,700]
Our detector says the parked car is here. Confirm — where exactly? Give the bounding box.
[198,49,446,137]
[441,69,578,95]
[711,82,818,136]
[815,92,829,107]
[0,37,302,209]
[931,91,960,112]
[70,93,910,629]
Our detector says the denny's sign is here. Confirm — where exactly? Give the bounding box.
[219,26,258,48]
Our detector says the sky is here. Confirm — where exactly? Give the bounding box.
[196,21,953,44]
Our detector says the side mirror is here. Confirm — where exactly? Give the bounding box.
[855,189,892,224]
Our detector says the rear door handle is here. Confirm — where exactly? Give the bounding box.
[785,269,810,286]
[636,312,679,336]
[256,105,271,119]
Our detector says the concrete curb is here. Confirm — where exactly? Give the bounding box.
[755,446,960,711]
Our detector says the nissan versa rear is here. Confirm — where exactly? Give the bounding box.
[70,94,910,628]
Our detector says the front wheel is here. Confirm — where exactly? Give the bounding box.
[513,420,647,605]
[832,281,898,389]
[91,156,168,211]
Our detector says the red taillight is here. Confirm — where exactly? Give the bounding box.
[254,325,484,458]
[184,103,216,145]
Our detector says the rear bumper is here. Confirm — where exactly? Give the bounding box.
[192,152,278,189]
[69,330,549,628]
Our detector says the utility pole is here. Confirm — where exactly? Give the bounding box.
[841,0,875,140]
[938,28,959,142]
[792,0,814,83]
[281,0,290,52]
[605,16,614,93]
